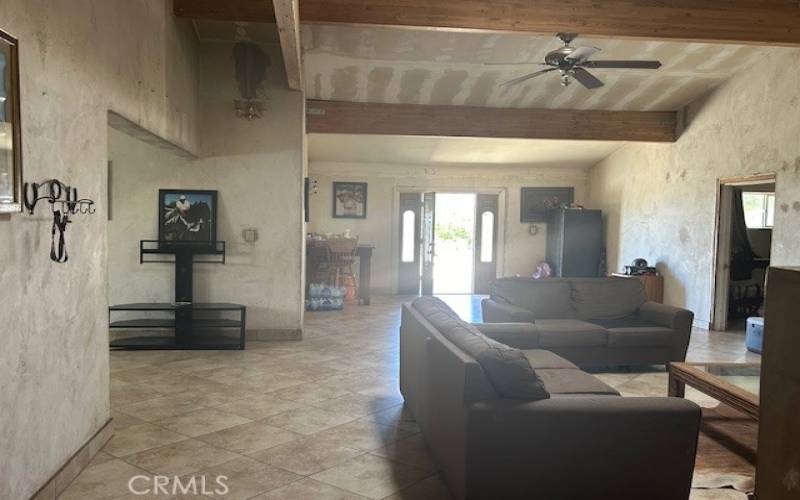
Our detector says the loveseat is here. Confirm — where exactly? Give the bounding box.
[481,277,694,367]
[400,296,701,500]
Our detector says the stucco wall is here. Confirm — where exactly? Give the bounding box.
[108,41,305,333]
[0,1,199,499]
[309,161,589,293]
[588,48,800,328]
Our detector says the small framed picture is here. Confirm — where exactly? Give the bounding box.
[333,182,367,219]
[158,189,218,244]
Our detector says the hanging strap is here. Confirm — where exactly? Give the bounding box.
[50,210,70,263]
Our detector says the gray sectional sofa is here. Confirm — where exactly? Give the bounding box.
[400,296,701,500]
[481,277,694,367]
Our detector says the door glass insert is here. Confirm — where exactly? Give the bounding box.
[401,209,416,263]
[480,210,494,263]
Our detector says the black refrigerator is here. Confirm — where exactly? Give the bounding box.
[545,208,603,277]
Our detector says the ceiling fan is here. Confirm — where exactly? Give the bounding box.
[494,33,662,89]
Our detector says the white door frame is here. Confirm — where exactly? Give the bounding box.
[709,172,776,331]
[391,185,507,294]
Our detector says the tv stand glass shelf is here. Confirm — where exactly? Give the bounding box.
[110,303,246,350]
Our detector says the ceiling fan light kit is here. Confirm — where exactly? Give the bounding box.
[498,32,662,90]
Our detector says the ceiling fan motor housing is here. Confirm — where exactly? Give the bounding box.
[545,47,578,68]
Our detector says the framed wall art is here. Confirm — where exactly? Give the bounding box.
[520,187,574,222]
[0,29,22,213]
[333,181,367,219]
[158,189,218,244]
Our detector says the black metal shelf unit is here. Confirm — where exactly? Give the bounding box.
[109,241,246,350]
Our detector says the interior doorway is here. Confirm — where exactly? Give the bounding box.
[712,173,776,331]
[397,191,498,296]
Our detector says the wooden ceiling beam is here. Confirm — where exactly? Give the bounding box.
[272,0,304,91]
[174,0,276,23]
[299,1,800,46]
[306,100,678,143]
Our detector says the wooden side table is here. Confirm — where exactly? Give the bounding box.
[611,273,664,303]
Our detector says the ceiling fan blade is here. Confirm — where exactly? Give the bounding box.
[571,68,604,89]
[565,46,600,63]
[483,62,548,66]
[500,68,557,87]
[584,60,662,69]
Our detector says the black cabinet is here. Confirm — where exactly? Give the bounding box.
[546,208,603,277]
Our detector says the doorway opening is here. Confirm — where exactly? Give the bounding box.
[397,191,498,297]
[433,193,476,294]
[712,173,776,332]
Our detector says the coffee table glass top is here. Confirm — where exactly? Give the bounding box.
[691,363,761,398]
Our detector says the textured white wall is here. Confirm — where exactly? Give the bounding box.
[308,161,589,293]
[589,48,800,328]
[108,42,305,333]
[0,1,199,499]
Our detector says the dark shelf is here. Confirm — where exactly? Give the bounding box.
[110,302,246,312]
[140,240,226,264]
[110,318,243,329]
[110,335,243,350]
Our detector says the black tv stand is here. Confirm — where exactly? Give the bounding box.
[109,241,246,350]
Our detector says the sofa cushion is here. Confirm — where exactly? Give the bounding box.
[522,350,578,370]
[571,278,647,320]
[587,317,658,329]
[607,327,675,348]
[535,320,608,348]
[491,278,575,319]
[412,297,549,400]
[536,368,620,395]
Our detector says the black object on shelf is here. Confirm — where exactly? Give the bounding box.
[545,208,603,278]
[109,241,245,350]
[109,303,246,350]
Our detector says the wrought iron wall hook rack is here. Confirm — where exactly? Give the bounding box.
[22,178,96,263]
[22,178,96,215]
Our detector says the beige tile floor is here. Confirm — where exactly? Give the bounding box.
[62,296,760,499]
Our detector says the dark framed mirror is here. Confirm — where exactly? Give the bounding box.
[0,29,22,213]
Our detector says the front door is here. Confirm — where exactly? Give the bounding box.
[397,192,422,294]
[473,194,499,294]
[421,192,436,296]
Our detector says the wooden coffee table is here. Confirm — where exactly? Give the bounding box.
[668,362,760,420]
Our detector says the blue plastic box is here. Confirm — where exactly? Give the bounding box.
[745,317,764,354]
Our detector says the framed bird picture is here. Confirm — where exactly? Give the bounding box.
[158,189,218,245]
[333,182,367,219]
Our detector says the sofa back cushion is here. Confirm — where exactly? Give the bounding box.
[491,278,575,319]
[571,278,647,320]
[412,297,549,400]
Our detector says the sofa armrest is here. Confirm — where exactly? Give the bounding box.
[638,301,694,361]
[472,322,539,349]
[465,397,700,500]
[481,298,535,323]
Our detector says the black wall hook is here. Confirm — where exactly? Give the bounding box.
[23,179,96,263]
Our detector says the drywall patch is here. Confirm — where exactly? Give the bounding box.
[367,67,394,103]
[397,69,430,104]
[331,66,359,101]
[430,69,469,105]
[464,71,500,107]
